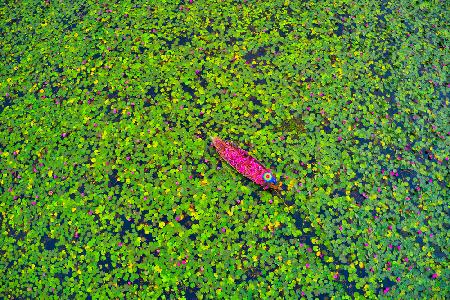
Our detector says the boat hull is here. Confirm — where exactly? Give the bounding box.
[212,137,276,188]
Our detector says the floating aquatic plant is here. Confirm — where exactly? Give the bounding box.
[0,0,448,299]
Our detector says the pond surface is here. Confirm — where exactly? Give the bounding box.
[1,0,448,299]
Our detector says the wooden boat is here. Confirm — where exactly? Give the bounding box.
[211,136,282,191]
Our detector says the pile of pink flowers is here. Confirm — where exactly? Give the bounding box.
[212,137,277,188]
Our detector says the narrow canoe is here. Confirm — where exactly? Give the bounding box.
[211,136,281,190]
